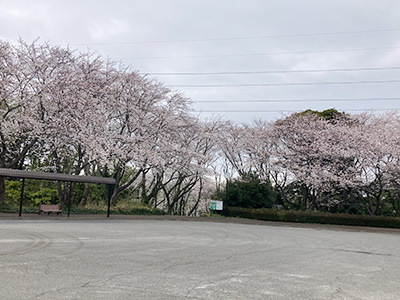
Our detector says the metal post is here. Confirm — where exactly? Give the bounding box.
[67,181,72,217]
[18,179,25,217]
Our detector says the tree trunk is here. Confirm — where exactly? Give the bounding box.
[154,174,159,209]
[110,187,118,205]
[79,162,91,206]
[79,182,90,206]
[188,178,203,216]
[57,181,75,205]
[141,171,148,204]
[57,181,65,204]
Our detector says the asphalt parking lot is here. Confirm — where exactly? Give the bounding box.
[1,217,400,299]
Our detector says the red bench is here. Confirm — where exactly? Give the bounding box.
[39,204,62,215]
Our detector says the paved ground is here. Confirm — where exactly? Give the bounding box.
[1,216,400,299]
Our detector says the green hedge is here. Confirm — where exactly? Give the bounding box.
[0,202,38,214]
[227,207,400,229]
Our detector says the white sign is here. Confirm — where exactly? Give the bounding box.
[210,200,223,210]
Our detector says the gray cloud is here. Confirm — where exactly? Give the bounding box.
[2,0,400,123]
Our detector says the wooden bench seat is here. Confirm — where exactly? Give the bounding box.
[39,204,62,215]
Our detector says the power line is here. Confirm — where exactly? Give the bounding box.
[130,46,400,60]
[69,28,400,46]
[193,97,400,103]
[168,79,400,88]
[142,66,400,76]
[195,108,399,113]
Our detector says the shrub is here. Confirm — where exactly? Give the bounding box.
[4,179,58,207]
[219,174,275,209]
[228,207,400,229]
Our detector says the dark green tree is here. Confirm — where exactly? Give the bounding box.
[221,174,275,209]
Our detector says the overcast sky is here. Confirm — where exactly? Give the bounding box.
[2,0,400,123]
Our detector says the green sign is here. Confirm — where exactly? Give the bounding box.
[210,200,223,210]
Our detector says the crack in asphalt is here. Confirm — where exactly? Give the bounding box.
[330,248,393,256]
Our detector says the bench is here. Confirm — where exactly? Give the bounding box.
[38,204,62,215]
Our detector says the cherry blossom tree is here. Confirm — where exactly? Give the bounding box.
[347,112,400,214]
[217,121,254,177]
[150,115,214,215]
[100,70,196,205]
[269,111,360,209]
[0,40,76,201]
[0,40,193,205]
[0,40,34,200]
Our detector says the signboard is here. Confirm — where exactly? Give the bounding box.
[210,200,223,211]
